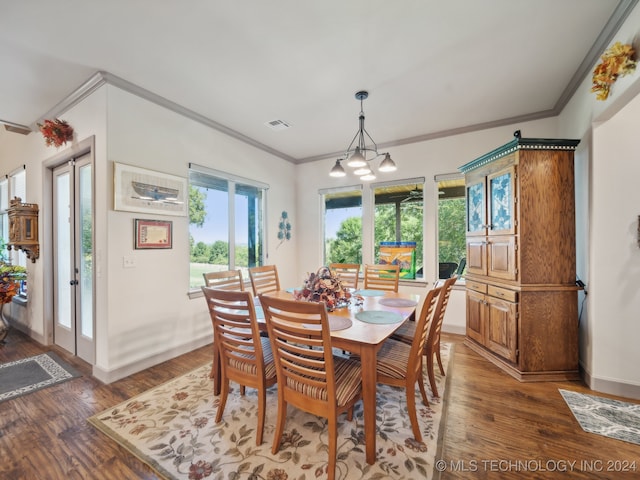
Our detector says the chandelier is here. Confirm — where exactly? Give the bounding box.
[329,90,396,180]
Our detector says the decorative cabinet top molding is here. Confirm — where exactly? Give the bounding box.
[459,133,580,174]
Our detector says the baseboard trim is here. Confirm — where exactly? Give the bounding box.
[92,336,212,384]
[442,325,466,336]
[580,364,640,401]
[6,319,47,345]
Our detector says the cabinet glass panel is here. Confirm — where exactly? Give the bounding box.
[489,171,512,231]
[466,181,485,233]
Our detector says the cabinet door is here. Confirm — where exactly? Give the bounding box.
[466,237,487,276]
[465,290,485,344]
[487,236,517,280]
[487,166,516,236]
[485,296,518,363]
[466,179,486,236]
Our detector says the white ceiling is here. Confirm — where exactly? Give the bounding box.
[0,0,635,163]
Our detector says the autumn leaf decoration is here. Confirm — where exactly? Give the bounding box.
[38,118,74,147]
[591,42,637,101]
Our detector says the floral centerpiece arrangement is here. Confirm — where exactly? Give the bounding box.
[38,118,74,147]
[591,41,637,101]
[293,266,351,311]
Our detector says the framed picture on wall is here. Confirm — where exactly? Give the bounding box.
[134,219,173,249]
[114,162,188,216]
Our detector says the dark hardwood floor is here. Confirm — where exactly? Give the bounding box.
[1,330,638,479]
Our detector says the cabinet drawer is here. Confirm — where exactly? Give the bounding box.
[487,285,517,302]
[466,280,487,294]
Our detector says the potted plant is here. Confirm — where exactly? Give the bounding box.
[0,256,27,342]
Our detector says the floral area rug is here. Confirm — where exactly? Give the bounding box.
[89,343,452,480]
[559,389,640,446]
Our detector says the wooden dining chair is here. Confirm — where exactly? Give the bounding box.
[363,264,400,292]
[391,275,457,397]
[329,263,360,290]
[202,287,277,445]
[375,285,442,443]
[248,265,280,296]
[203,269,245,291]
[259,294,362,480]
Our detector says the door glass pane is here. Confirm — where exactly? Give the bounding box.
[490,172,512,230]
[55,172,72,329]
[324,190,362,265]
[78,163,93,338]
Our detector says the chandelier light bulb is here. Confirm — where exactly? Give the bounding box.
[378,153,397,172]
[353,165,372,176]
[329,159,346,177]
[360,172,376,181]
[347,147,367,168]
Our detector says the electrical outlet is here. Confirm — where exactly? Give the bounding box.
[123,256,136,268]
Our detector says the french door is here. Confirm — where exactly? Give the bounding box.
[52,154,94,363]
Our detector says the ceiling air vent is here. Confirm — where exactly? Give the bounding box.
[264,119,291,131]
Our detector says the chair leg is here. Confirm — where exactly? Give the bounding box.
[256,385,266,445]
[272,394,287,455]
[435,342,445,375]
[215,379,229,423]
[417,370,430,406]
[240,385,246,396]
[426,352,439,398]
[406,385,423,443]
[327,417,338,480]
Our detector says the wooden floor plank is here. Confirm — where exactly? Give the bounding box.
[1,329,638,479]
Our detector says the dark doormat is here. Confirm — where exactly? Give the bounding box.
[0,352,81,403]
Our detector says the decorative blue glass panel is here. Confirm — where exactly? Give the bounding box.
[490,172,512,230]
[467,182,484,232]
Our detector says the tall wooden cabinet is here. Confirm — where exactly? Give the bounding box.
[460,134,580,381]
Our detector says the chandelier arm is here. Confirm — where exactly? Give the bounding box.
[345,129,362,155]
[361,126,379,155]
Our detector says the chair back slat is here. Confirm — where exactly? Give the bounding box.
[203,269,244,291]
[426,275,457,357]
[249,265,281,296]
[364,264,400,292]
[203,288,264,377]
[329,263,360,290]
[409,285,442,377]
[260,295,337,403]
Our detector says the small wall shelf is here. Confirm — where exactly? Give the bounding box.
[7,197,39,263]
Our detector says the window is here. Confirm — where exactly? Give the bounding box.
[188,165,267,290]
[322,186,363,265]
[373,179,424,278]
[0,167,27,295]
[436,174,466,278]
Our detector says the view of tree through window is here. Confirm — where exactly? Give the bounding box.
[188,168,265,289]
[374,182,424,278]
[437,176,466,277]
[324,189,362,264]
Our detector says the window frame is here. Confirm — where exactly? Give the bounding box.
[188,163,269,295]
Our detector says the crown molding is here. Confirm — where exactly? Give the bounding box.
[31,71,298,164]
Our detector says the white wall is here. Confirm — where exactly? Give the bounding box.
[590,93,640,393]
[95,86,298,381]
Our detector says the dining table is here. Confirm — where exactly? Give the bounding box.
[209,288,420,465]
